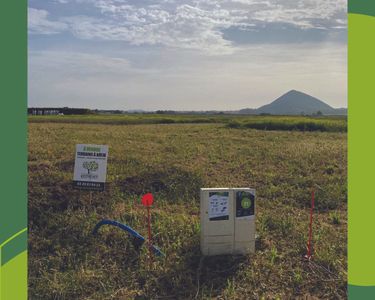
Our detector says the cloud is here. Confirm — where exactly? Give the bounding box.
[28,8,68,34]
[60,4,239,54]
[28,0,347,54]
[29,51,133,75]
[250,0,347,29]
[28,1,347,110]
[52,0,69,3]
[28,43,347,110]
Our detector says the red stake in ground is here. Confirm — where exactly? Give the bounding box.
[141,193,154,264]
[305,189,315,260]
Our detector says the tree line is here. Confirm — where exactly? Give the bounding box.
[28,107,92,115]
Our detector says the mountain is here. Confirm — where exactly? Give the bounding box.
[240,90,346,115]
[333,107,348,115]
[237,108,257,114]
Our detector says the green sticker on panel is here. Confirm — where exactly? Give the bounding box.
[241,197,252,209]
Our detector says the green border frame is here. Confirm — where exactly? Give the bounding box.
[0,1,27,299]
[349,1,375,18]
[348,0,375,299]
[1,0,374,299]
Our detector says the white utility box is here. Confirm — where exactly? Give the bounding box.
[200,188,255,256]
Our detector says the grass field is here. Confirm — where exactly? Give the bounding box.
[29,114,347,132]
[28,117,347,299]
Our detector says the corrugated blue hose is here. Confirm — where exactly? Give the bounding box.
[93,219,165,257]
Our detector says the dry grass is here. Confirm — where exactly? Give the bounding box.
[28,121,347,299]
[29,114,347,132]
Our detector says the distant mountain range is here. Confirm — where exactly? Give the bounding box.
[239,90,347,115]
[28,90,347,116]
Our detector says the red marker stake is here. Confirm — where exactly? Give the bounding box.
[306,189,315,260]
[141,193,154,268]
[147,205,152,260]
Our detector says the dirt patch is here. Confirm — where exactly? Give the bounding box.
[121,166,204,202]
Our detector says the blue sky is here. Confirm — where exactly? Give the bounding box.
[28,0,347,110]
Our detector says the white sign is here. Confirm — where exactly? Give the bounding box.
[73,144,108,191]
[208,192,229,220]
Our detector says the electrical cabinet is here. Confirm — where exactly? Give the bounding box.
[200,188,255,256]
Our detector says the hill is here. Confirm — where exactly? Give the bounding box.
[239,90,347,115]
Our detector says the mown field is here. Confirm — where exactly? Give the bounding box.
[29,114,347,132]
[28,117,347,299]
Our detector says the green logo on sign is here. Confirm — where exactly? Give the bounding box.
[83,161,98,174]
[241,197,251,209]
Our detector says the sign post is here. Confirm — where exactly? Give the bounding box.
[73,144,109,191]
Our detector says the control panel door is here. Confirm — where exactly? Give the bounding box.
[201,190,234,237]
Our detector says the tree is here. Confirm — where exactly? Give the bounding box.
[83,161,99,174]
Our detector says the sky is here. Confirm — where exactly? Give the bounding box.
[28,0,347,111]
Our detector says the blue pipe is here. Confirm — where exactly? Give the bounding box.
[93,219,165,257]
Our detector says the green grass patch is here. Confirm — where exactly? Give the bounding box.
[28,114,227,125]
[227,116,347,132]
[29,114,347,132]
